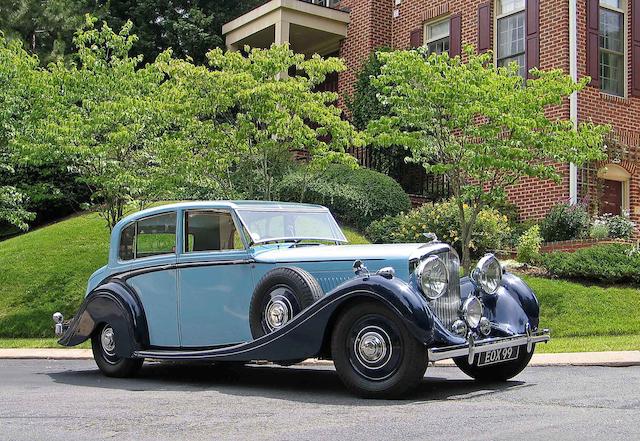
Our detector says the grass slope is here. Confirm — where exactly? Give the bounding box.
[0,213,109,337]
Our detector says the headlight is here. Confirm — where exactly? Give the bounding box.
[462,296,483,328]
[416,255,448,300]
[472,254,503,295]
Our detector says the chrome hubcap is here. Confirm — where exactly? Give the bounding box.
[265,298,291,331]
[101,326,116,357]
[358,332,387,363]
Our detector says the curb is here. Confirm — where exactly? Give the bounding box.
[1,349,639,367]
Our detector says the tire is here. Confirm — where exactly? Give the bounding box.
[331,301,428,399]
[454,344,534,382]
[249,266,323,339]
[91,323,144,378]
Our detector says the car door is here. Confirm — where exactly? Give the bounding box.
[123,211,180,347]
[177,209,256,347]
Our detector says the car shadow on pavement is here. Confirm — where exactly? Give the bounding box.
[46,360,527,405]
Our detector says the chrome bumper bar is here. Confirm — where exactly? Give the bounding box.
[428,326,550,364]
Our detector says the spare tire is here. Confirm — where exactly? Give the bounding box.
[249,266,324,339]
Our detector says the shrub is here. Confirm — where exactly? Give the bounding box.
[366,200,511,258]
[276,164,411,231]
[541,244,640,285]
[516,225,543,264]
[604,212,636,239]
[540,203,590,242]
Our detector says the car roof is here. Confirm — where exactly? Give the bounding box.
[115,200,329,226]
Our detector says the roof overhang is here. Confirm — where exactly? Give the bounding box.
[222,0,350,57]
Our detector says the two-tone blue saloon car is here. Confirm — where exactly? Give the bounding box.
[53,201,549,398]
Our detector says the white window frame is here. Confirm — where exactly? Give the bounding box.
[599,0,628,98]
[424,17,451,55]
[494,0,527,77]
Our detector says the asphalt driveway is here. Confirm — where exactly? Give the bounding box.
[0,359,637,440]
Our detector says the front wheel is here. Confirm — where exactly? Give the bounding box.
[454,344,534,382]
[331,301,428,399]
[91,323,144,378]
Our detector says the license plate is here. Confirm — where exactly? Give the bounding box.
[477,346,520,366]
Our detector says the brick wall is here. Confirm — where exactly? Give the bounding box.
[336,0,393,103]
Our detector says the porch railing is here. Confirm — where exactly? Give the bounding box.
[302,0,341,8]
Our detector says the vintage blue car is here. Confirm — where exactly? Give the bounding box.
[54,201,549,398]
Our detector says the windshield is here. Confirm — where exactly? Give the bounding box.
[235,208,347,245]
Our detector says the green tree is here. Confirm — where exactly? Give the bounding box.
[157,43,361,201]
[368,47,608,273]
[0,36,38,230]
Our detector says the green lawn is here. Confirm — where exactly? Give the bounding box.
[1,211,639,352]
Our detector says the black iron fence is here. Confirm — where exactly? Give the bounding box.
[348,146,451,201]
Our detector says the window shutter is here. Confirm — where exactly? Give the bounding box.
[586,0,600,87]
[410,28,423,49]
[525,0,540,77]
[477,2,491,53]
[450,13,462,57]
[633,0,640,96]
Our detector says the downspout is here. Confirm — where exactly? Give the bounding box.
[569,0,578,204]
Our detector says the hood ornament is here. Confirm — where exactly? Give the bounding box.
[423,232,438,242]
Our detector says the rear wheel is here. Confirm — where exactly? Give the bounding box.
[91,323,144,378]
[331,301,427,399]
[454,344,534,382]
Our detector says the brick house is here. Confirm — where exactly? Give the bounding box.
[223,0,640,227]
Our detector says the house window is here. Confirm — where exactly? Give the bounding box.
[496,0,526,78]
[425,18,450,55]
[599,0,626,97]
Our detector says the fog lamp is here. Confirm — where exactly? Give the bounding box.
[462,296,483,329]
[451,319,468,337]
[479,317,492,336]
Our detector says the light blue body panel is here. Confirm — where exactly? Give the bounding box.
[85,201,435,349]
[126,255,179,347]
[177,251,255,347]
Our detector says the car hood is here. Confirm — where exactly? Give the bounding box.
[252,242,448,264]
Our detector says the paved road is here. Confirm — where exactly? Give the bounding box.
[0,360,638,441]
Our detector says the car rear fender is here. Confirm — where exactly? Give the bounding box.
[57,280,149,358]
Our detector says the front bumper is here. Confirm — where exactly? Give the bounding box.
[428,325,550,364]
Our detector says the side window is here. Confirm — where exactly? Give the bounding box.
[185,211,245,253]
[135,213,177,258]
[119,223,136,261]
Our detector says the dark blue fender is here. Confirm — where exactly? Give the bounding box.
[477,272,541,337]
[57,280,149,358]
[134,274,435,362]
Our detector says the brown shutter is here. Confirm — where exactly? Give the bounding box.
[586,0,600,87]
[632,0,640,96]
[410,28,423,49]
[525,0,540,77]
[478,2,491,53]
[449,13,462,57]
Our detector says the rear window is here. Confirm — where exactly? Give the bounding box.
[118,212,177,261]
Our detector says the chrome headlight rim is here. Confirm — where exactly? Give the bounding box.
[416,255,449,300]
[471,254,503,295]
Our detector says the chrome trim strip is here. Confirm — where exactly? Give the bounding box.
[427,329,550,362]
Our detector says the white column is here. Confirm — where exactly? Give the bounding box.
[274,20,290,79]
[569,0,578,204]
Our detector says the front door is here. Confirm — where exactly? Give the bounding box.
[601,179,623,215]
[177,209,255,347]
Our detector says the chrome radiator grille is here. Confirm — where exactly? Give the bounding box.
[428,250,461,330]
